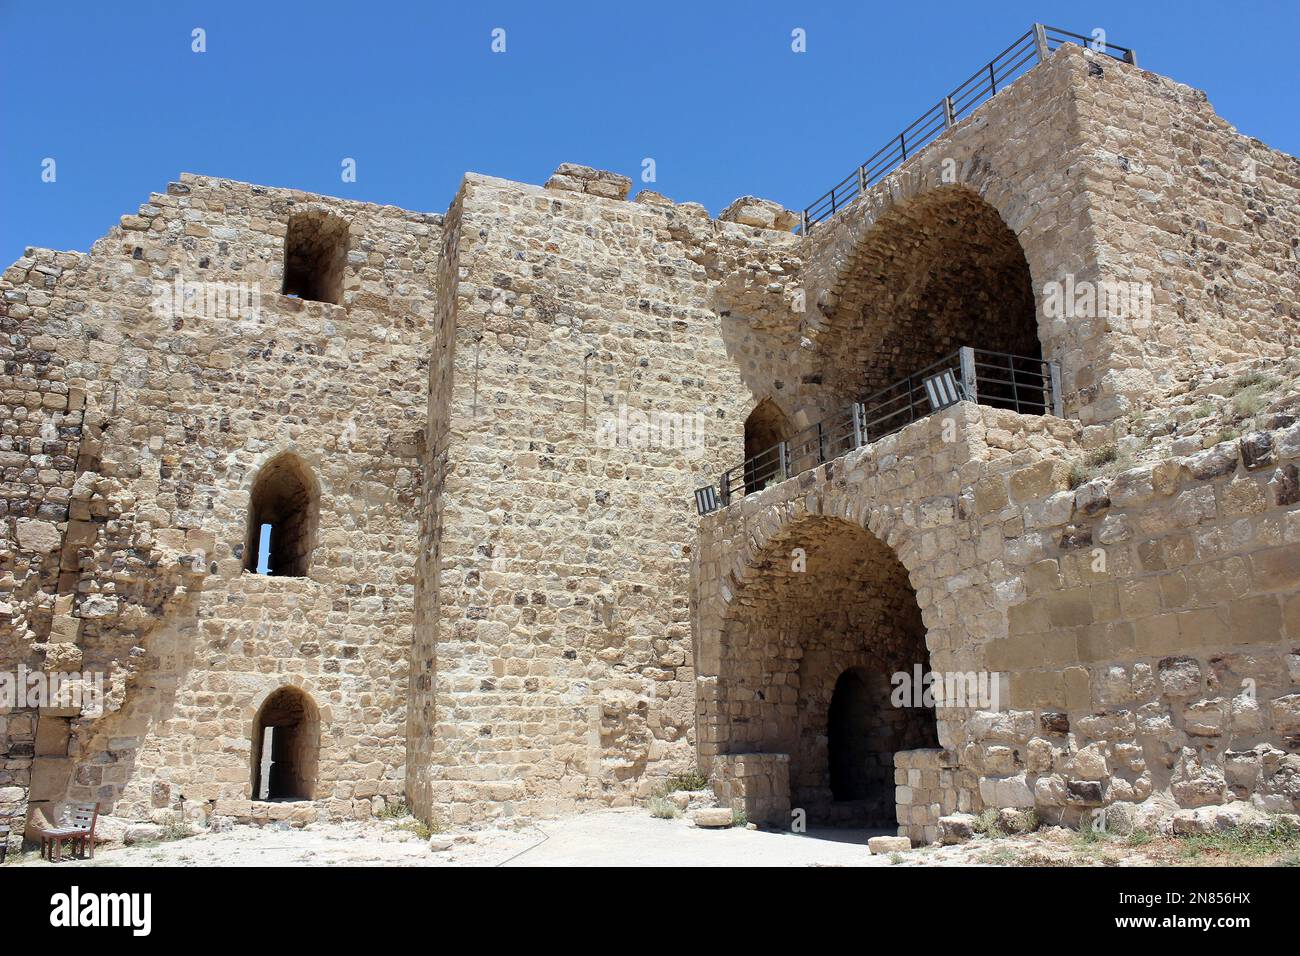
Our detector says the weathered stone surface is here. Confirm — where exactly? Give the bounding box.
[2,42,1298,851]
[691,808,734,828]
[867,835,912,854]
[718,196,800,231]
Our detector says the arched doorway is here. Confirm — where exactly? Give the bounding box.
[250,687,320,801]
[816,185,1042,412]
[244,453,319,577]
[715,515,938,826]
[742,398,794,494]
[828,668,873,801]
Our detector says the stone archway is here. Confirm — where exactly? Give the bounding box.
[250,686,320,801]
[813,184,1041,410]
[244,452,319,577]
[708,514,937,827]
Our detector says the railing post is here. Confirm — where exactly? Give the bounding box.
[778,441,789,480]
[988,61,997,94]
[1048,361,1063,418]
[1124,48,1138,66]
[858,165,867,195]
[899,132,907,161]
[1032,23,1049,62]
[720,471,730,506]
[942,96,955,128]
[851,402,865,448]
[801,210,809,234]
[959,346,979,405]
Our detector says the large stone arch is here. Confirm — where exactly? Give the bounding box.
[804,182,1047,415]
[700,507,941,827]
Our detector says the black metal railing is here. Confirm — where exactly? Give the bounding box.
[799,24,1136,233]
[694,346,1061,515]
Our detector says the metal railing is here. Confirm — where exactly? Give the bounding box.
[694,346,1061,515]
[799,24,1136,233]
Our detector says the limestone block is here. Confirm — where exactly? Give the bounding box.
[868,835,912,854]
[692,808,734,828]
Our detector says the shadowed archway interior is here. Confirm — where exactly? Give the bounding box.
[816,184,1041,408]
[716,515,938,826]
[250,687,320,801]
[243,453,318,577]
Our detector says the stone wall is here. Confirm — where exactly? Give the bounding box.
[1,37,1295,843]
[407,169,802,826]
[1069,49,1300,419]
[695,401,1300,837]
[1,174,436,829]
[728,45,1300,432]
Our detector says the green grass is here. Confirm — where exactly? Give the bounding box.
[660,771,708,793]
[379,799,443,837]
[396,819,433,840]
[1074,813,1109,847]
[1176,819,1300,862]
[888,852,904,865]
[1230,371,1280,395]
[377,800,410,821]
[972,809,1004,838]
[731,808,748,828]
[981,846,1017,865]
[1126,828,1153,847]
[1085,445,1119,469]
[648,796,681,820]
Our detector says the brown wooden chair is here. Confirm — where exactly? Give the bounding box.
[31,803,99,862]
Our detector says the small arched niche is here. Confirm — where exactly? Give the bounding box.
[243,453,318,577]
[742,398,794,494]
[250,686,320,801]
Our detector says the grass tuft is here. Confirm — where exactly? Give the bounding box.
[648,796,681,820]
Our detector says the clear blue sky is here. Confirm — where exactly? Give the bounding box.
[2,1,1297,266]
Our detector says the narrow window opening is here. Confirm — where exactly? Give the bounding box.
[244,454,318,577]
[282,210,349,305]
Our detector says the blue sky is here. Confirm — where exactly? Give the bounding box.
[2,1,1297,265]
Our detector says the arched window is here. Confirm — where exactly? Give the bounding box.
[282,210,349,305]
[244,453,318,577]
[251,687,320,801]
[742,398,793,494]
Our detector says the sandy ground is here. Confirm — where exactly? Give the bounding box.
[4,807,1288,867]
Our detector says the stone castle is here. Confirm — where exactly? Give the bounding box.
[2,37,1298,849]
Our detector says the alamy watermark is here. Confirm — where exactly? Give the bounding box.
[1,666,105,717]
[1041,274,1151,324]
[596,404,706,457]
[150,276,262,323]
[891,665,1002,711]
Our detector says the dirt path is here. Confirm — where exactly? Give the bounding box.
[6,807,1293,867]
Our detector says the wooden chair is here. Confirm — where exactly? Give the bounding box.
[64,802,100,860]
[31,803,99,862]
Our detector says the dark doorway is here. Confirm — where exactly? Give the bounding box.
[828,668,873,801]
[250,687,320,801]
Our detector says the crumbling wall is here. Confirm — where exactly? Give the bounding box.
[2,174,436,831]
